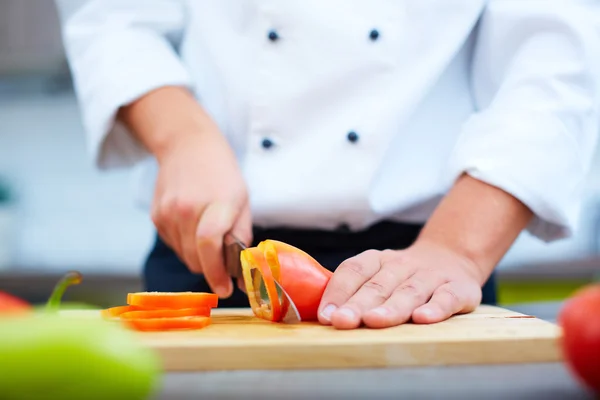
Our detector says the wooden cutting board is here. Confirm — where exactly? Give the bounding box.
[65,305,562,371]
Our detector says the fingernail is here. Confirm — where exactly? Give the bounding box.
[370,307,390,317]
[418,307,436,319]
[320,304,337,321]
[337,307,356,320]
[420,307,433,316]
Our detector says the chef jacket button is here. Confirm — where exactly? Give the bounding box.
[336,223,351,233]
[267,30,279,41]
[347,131,359,143]
[261,138,274,149]
[369,29,380,41]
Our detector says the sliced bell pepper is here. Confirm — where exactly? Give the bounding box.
[240,239,333,322]
[122,316,211,332]
[119,307,211,320]
[101,305,145,320]
[261,240,332,321]
[240,247,282,322]
[126,292,219,309]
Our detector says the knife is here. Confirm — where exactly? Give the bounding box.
[223,233,301,324]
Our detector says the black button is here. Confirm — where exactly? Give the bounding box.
[267,30,279,41]
[336,223,351,233]
[347,131,359,143]
[369,29,380,41]
[261,138,274,149]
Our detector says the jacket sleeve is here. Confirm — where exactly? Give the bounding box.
[445,0,600,242]
[55,0,193,169]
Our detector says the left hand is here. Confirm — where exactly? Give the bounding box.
[317,239,487,329]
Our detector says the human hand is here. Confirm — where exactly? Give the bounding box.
[151,129,251,298]
[317,240,486,329]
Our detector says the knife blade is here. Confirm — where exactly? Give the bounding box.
[223,233,301,324]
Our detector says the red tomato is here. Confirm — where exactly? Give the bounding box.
[558,284,600,394]
[0,291,31,313]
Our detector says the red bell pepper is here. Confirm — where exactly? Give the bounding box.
[559,284,600,394]
[0,291,31,314]
[241,239,333,322]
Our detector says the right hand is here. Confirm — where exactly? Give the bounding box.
[151,129,252,298]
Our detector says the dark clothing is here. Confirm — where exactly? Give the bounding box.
[143,220,497,307]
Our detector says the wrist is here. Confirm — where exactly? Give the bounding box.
[412,235,491,285]
[151,128,222,164]
[118,86,227,162]
[414,174,532,284]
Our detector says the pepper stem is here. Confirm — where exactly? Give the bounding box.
[46,270,83,311]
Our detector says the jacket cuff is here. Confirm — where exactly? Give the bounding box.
[444,109,590,242]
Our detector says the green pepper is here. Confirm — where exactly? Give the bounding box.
[0,271,161,400]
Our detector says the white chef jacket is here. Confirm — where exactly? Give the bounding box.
[55,0,600,243]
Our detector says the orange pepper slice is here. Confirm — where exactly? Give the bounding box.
[101,305,145,320]
[119,307,211,320]
[123,316,212,332]
[126,292,219,309]
[240,247,282,322]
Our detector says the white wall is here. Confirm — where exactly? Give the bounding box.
[0,90,155,274]
[1,89,600,274]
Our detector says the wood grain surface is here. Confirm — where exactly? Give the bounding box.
[63,306,562,371]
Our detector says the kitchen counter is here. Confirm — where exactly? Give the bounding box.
[155,363,593,399]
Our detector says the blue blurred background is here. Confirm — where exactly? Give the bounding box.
[0,0,598,311]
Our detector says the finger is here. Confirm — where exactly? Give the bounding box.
[318,250,382,327]
[231,202,253,246]
[196,202,238,298]
[237,277,247,293]
[412,281,481,324]
[151,199,182,257]
[175,201,204,274]
[232,204,251,295]
[362,273,440,329]
[329,259,414,330]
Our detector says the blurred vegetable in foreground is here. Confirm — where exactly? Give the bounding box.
[558,284,600,395]
[0,271,161,400]
[0,290,31,313]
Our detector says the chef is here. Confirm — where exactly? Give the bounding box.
[55,1,600,330]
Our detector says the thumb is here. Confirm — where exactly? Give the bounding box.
[230,202,253,247]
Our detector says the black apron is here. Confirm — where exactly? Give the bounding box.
[143,220,497,307]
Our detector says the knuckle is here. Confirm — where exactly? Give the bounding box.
[173,199,196,217]
[381,249,400,260]
[330,285,355,301]
[361,280,389,302]
[439,286,461,307]
[159,198,176,218]
[395,281,427,302]
[361,249,380,259]
[150,210,162,227]
[362,279,388,296]
[323,278,355,301]
[196,226,220,243]
[151,202,165,225]
[464,283,483,306]
[339,259,370,279]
